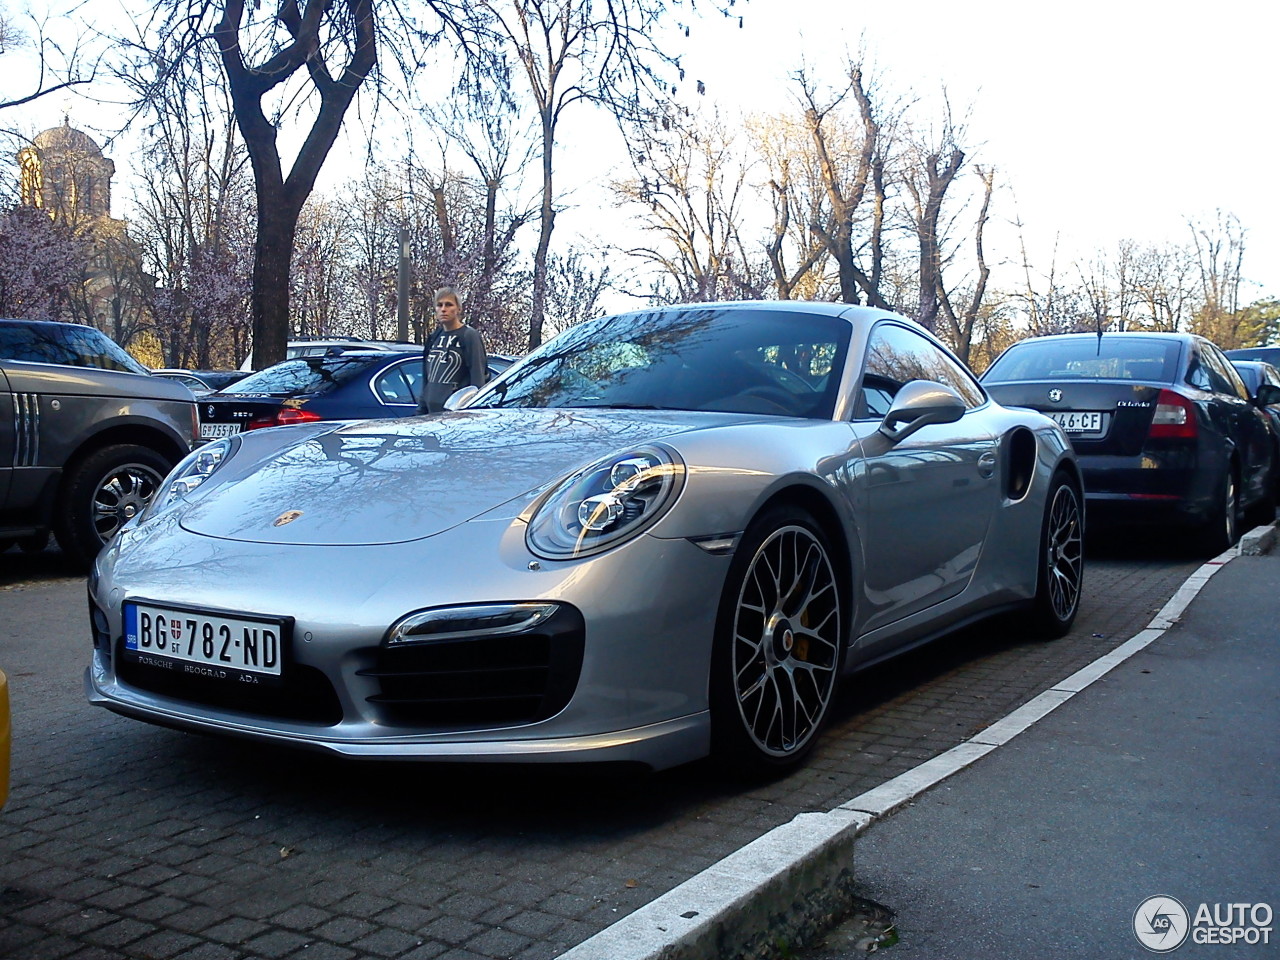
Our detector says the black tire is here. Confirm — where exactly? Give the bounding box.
[710,504,843,776]
[55,444,172,568]
[1026,472,1084,639]
[1199,467,1240,556]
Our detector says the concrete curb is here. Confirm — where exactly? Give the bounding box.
[553,524,1276,960]
[1241,520,1278,556]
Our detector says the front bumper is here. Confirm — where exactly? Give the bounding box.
[85,513,730,771]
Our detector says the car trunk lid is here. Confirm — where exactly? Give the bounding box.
[984,380,1165,456]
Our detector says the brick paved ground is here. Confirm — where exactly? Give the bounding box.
[0,541,1200,960]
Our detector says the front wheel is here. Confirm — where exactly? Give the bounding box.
[56,445,172,569]
[1025,473,1083,639]
[710,505,843,776]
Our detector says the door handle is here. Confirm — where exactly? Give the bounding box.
[977,451,997,479]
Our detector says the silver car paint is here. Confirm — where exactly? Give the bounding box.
[86,303,1077,770]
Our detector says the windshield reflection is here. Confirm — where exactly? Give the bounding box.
[471,307,850,420]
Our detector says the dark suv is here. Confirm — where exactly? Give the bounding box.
[0,319,197,567]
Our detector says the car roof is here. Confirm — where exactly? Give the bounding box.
[1,317,101,331]
[1008,331,1198,343]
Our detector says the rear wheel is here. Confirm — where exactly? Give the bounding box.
[55,445,171,568]
[1026,472,1083,639]
[710,505,843,777]
[1199,467,1240,555]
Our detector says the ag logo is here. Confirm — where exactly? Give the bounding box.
[1134,895,1190,952]
[273,510,304,527]
[1048,389,1063,403]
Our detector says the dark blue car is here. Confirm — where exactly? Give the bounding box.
[197,349,515,442]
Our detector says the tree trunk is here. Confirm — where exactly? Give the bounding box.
[528,116,556,351]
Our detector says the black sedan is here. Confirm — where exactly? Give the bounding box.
[982,332,1277,552]
[1225,345,1280,366]
[197,349,509,441]
[1232,359,1280,492]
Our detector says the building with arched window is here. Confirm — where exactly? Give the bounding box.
[15,120,150,352]
[19,121,116,223]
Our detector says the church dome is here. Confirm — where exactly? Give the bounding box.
[33,121,104,157]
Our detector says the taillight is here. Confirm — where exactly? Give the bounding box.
[1148,389,1197,439]
[248,408,325,430]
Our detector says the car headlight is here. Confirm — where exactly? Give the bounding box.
[141,437,235,520]
[527,445,685,559]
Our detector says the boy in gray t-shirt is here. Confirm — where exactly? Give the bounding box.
[416,286,488,414]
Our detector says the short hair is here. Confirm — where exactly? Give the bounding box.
[434,286,462,308]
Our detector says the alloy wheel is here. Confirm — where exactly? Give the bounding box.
[730,524,841,758]
[91,463,165,544]
[1044,483,1083,622]
[1223,473,1238,549]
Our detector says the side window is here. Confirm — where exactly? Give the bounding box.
[857,323,985,419]
[1201,345,1248,399]
[1185,350,1212,391]
[0,325,75,365]
[57,326,148,373]
[373,360,421,405]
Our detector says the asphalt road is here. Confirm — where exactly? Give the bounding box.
[0,536,1204,960]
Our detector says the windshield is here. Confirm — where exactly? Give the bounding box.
[471,306,850,420]
[221,355,384,398]
[983,337,1181,384]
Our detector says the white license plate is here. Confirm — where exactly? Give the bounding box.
[1048,411,1104,434]
[123,601,286,682]
[200,422,242,439]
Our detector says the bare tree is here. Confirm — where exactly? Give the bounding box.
[795,62,892,308]
[933,165,995,364]
[1188,210,1249,346]
[615,109,761,301]
[0,5,97,112]
[114,0,479,368]
[540,246,608,340]
[425,78,537,330]
[1126,241,1196,332]
[472,0,686,350]
[126,66,254,368]
[900,109,964,332]
[746,111,831,300]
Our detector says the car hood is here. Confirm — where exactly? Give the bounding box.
[178,407,754,545]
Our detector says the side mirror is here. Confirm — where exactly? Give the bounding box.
[444,385,480,411]
[878,380,966,443]
[1255,383,1280,407]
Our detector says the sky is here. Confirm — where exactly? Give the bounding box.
[6,0,1278,312]
[666,0,1279,304]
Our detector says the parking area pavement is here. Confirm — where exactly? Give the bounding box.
[798,546,1279,959]
[0,543,1201,960]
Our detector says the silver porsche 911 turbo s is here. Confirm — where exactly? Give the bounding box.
[86,302,1083,775]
